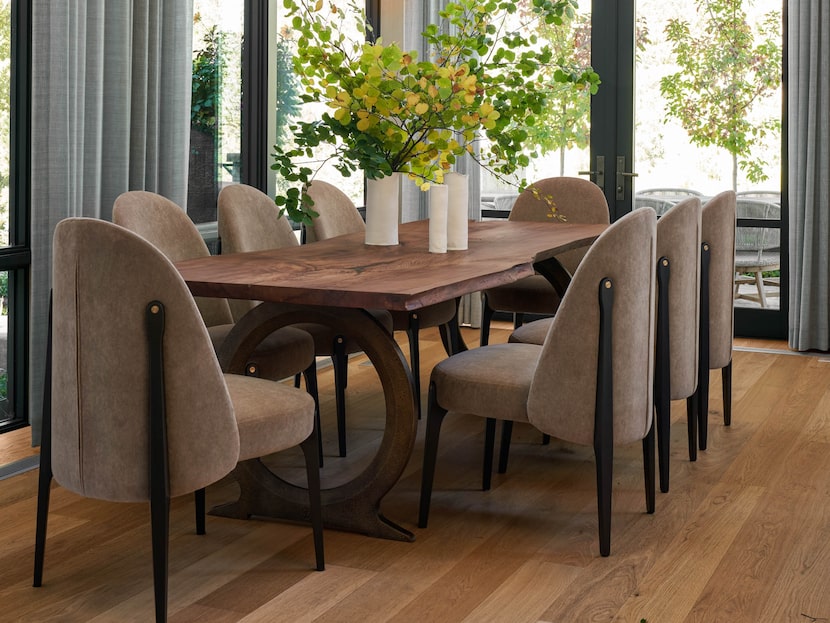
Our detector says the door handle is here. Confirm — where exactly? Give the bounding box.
[578,156,605,193]
[615,156,638,201]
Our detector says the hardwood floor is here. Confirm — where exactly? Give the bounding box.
[2,324,829,621]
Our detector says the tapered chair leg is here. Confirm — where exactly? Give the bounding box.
[722,360,732,426]
[479,294,494,347]
[303,361,323,467]
[33,463,52,587]
[686,393,698,461]
[34,300,53,588]
[332,337,348,457]
[195,489,206,535]
[482,417,497,491]
[300,432,325,571]
[514,312,524,329]
[418,384,448,529]
[698,368,710,451]
[150,495,170,623]
[407,313,421,419]
[498,420,513,474]
[643,422,656,514]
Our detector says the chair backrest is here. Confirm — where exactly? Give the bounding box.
[51,218,239,502]
[702,190,737,370]
[305,180,365,241]
[509,177,611,275]
[113,190,234,328]
[527,208,657,446]
[218,184,300,254]
[217,183,299,319]
[736,197,780,259]
[656,197,701,400]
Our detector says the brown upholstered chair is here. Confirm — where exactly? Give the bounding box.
[217,183,395,458]
[694,190,736,451]
[479,176,610,346]
[112,190,319,415]
[418,208,657,557]
[304,180,459,422]
[34,218,323,623]
[510,199,702,492]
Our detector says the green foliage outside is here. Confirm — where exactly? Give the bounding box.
[660,0,782,190]
[272,0,600,225]
[191,25,224,134]
[0,0,11,247]
[522,4,592,175]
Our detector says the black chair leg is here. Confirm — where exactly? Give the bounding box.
[686,393,698,462]
[150,495,170,623]
[480,295,494,347]
[33,461,52,587]
[300,431,325,571]
[643,422,656,514]
[482,418,496,491]
[498,420,513,474]
[303,361,323,467]
[541,434,550,445]
[195,489,206,535]
[294,373,301,388]
[722,361,732,426]
[34,295,54,589]
[418,384,448,529]
[332,337,348,457]
[656,397,671,493]
[407,314,421,419]
[698,367,710,451]
[514,312,524,329]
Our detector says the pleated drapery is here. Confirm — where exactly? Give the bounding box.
[30,0,194,443]
[788,0,830,350]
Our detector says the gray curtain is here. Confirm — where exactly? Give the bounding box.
[30,0,194,443]
[788,0,830,350]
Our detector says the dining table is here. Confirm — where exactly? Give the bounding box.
[175,219,606,541]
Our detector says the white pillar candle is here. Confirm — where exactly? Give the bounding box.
[446,172,469,250]
[429,184,448,253]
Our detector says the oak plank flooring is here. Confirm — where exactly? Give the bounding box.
[1,326,829,621]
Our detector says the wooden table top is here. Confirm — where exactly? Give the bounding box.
[176,220,606,312]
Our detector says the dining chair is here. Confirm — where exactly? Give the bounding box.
[304,180,459,423]
[734,197,780,307]
[418,208,657,557]
[694,190,737,452]
[508,199,702,492]
[479,176,610,347]
[217,182,393,459]
[34,218,323,623]
[112,190,320,420]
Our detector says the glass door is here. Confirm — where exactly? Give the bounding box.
[591,0,786,338]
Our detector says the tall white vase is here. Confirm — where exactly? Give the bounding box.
[445,172,469,250]
[365,173,401,246]
[429,184,448,253]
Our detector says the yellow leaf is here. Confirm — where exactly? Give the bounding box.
[357,118,371,131]
[314,0,323,10]
[415,102,429,115]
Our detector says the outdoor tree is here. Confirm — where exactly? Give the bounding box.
[520,3,592,176]
[660,0,781,190]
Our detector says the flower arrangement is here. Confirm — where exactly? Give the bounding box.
[272,0,600,224]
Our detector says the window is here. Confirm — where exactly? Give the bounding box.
[0,0,31,432]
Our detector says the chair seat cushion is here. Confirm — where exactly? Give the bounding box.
[208,325,315,380]
[484,275,561,315]
[432,343,542,422]
[390,300,457,332]
[508,318,552,345]
[296,308,394,356]
[224,374,316,461]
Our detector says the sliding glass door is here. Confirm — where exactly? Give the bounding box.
[590,0,786,338]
